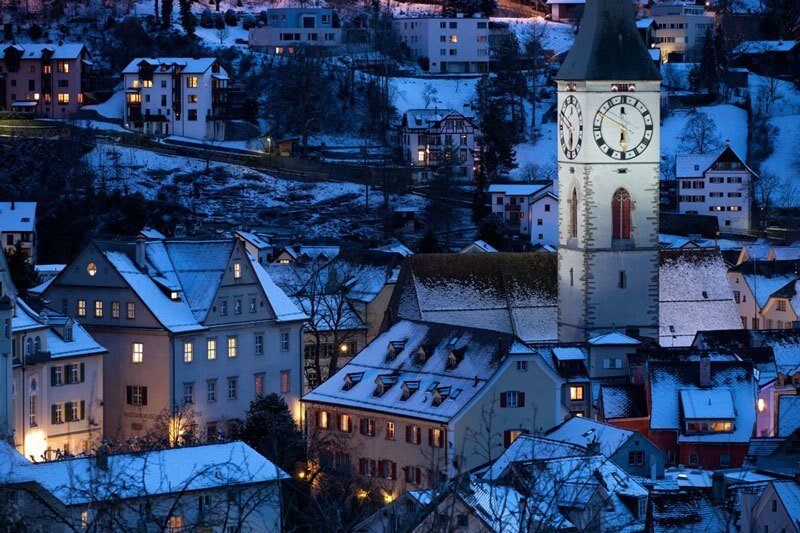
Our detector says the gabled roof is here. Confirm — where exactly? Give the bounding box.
[0,441,286,506]
[399,108,474,130]
[545,417,635,458]
[599,384,647,419]
[234,230,272,249]
[480,434,589,480]
[556,0,661,81]
[0,201,36,233]
[588,331,640,345]
[302,320,530,423]
[693,328,800,377]
[730,259,799,308]
[735,40,799,54]
[2,44,86,60]
[778,395,800,438]
[387,253,558,344]
[487,183,550,196]
[460,240,498,253]
[772,481,800,525]
[122,57,219,75]
[649,489,732,531]
[13,298,106,360]
[680,388,735,419]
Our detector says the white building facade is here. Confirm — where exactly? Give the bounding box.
[248,8,342,54]
[651,3,714,61]
[488,183,558,246]
[122,58,230,140]
[394,15,490,74]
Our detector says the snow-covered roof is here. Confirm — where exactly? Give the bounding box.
[460,240,498,253]
[545,417,634,458]
[234,230,272,249]
[487,183,549,196]
[3,43,86,60]
[659,249,743,347]
[455,481,530,531]
[34,264,66,274]
[373,239,413,256]
[675,154,717,178]
[773,481,800,525]
[302,320,530,423]
[650,489,731,530]
[680,388,735,419]
[551,346,586,361]
[11,297,44,333]
[138,227,166,240]
[249,254,308,323]
[480,434,589,481]
[0,441,286,506]
[649,361,756,444]
[122,57,220,75]
[0,202,36,233]
[735,40,798,54]
[770,246,800,261]
[599,385,647,420]
[778,395,800,437]
[636,17,654,28]
[12,298,106,359]
[731,260,798,308]
[389,253,558,344]
[588,331,641,346]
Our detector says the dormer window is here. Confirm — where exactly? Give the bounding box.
[400,380,420,401]
[446,347,465,370]
[431,386,451,407]
[64,324,73,342]
[374,374,399,397]
[416,344,435,365]
[170,291,180,301]
[387,340,406,362]
[343,372,364,391]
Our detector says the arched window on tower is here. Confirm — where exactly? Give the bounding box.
[612,188,632,241]
[570,188,578,239]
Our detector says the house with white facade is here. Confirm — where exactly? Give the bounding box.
[40,233,307,441]
[676,144,755,235]
[248,8,341,54]
[398,108,478,182]
[0,440,286,532]
[0,201,37,261]
[488,182,557,246]
[12,297,106,461]
[122,57,231,140]
[546,0,585,23]
[394,15,490,74]
[302,320,564,497]
[651,2,715,61]
[727,259,800,330]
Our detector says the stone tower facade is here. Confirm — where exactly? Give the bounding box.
[555,0,662,342]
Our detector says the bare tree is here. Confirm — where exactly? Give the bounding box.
[679,111,723,154]
[215,26,230,45]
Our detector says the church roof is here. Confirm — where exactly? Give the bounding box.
[556,0,661,81]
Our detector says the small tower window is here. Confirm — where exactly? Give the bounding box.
[570,188,578,239]
[619,271,627,289]
[612,189,632,241]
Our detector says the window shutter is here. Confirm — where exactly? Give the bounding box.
[126,386,133,405]
[391,462,397,480]
[406,425,412,442]
[51,404,57,424]
[80,400,85,420]
[65,366,72,385]
[80,363,85,383]
[503,430,511,449]
[403,466,409,481]
[428,428,433,446]
[50,367,57,386]
[500,393,507,408]
[519,392,525,407]
[65,402,73,422]
[142,387,148,406]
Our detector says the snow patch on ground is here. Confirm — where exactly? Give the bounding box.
[390,76,478,113]
[760,114,800,205]
[491,17,576,55]
[83,90,125,119]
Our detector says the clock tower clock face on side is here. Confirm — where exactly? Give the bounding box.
[559,95,583,160]
[592,95,654,160]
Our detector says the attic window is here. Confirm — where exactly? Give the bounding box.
[234,262,242,279]
[64,325,73,342]
[374,374,399,397]
[387,340,406,362]
[446,347,466,370]
[400,380,420,401]
[87,263,97,276]
[431,386,451,407]
[343,372,364,391]
[21,217,30,222]
[170,291,180,301]
[416,344,435,365]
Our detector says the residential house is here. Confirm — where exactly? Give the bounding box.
[727,259,800,330]
[734,40,800,81]
[545,416,666,478]
[546,0,585,23]
[676,144,755,234]
[302,320,564,496]
[0,44,91,118]
[0,201,36,261]
[271,243,341,265]
[41,234,307,441]
[459,240,497,254]
[248,8,342,54]
[748,480,800,533]
[34,264,65,283]
[122,57,231,140]
[650,3,715,61]
[394,15,490,74]
[487,183,557,246]
[234,230,275,265]
[398,108,478,182]
[12,298,105,460]
[0,440,286,532]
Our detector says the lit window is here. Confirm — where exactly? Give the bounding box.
[281,370,290,393]
[227,337,237,358]
[187,77,198,88]
[132,343,144,364]
[255,373,265,396]
[57,93,69,104]
[94,300,103,318]
[56,61,69,73]
[166,516,183,533]
[112,301,120,318]
[569,386,584,401]
[319,410,330,429]
[386,421,395,440]
[87,262,97,276]
[207,339,217,360]
[77,299,86,317]
[127,302,136,319]
[170,291,180,301]
[183,341,193,363]
[234,262,242,279]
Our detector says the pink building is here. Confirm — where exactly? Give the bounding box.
[0,44,91,118]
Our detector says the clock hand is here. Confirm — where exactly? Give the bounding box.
[560,112,574,131]
[598,111,627,131]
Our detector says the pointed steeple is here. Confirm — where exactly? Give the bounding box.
[557,0,661,81]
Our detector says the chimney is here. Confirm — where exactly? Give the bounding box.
[711,471,727,503]
[135,236,146,270]
[699,354,711,387]
[10,200,14,210]
[96,445,109,471]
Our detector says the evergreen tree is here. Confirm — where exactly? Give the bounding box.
[180,0,197,35]
[161,0,173,28]
[241,394,306,475]
[417,228,441,253]
[689,28,720,95]
[4,241,40,293]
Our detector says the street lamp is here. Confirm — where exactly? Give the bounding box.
[266,136,272,166]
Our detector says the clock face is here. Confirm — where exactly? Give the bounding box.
[559,95,583,160]
[593,95,654,160]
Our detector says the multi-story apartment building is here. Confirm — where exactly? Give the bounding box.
[398,108,478,181]
[728,260,799,330]
[488,182,557,246]
[122,57,231,140]
[0,201,37,261]
[0,44,91,118]
[651,3,714,61]
[303,320,564,497]
[394,15,490,74]
[676,145,754,235]
[11,298,105,460]
[248,8,342,54]
[41,234,307,441]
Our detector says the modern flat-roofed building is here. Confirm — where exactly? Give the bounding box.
[248,8,342,54]
[651,3,714,61]
[0,44,91,118]
[122,57,231,140]
[394,15,490,74]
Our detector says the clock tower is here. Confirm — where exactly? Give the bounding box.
[555,0,662,342]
